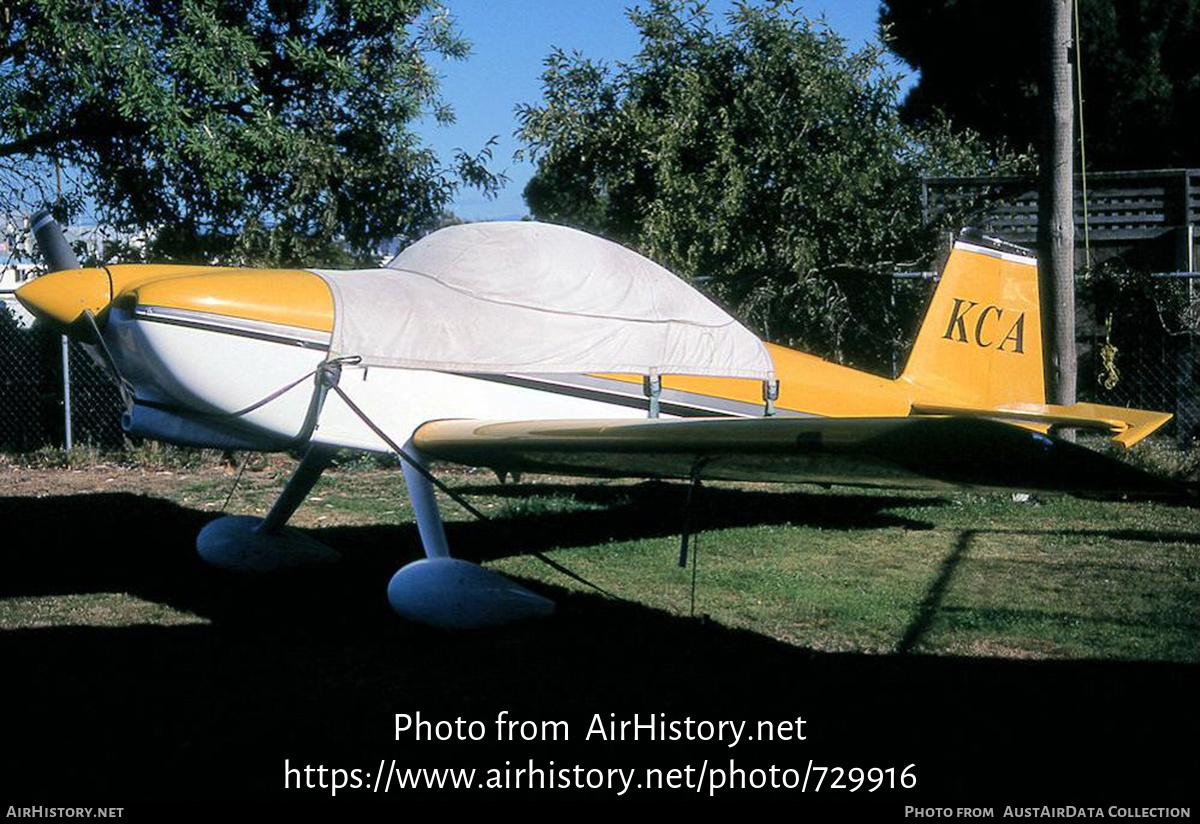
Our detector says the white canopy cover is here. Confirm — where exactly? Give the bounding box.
[314,221,774,379]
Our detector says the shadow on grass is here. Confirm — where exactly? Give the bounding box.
[1,489,1196,803]
[0,484,937,620]
[1,591,1195,803]
[898,530,977,654]
[450,480,946,562]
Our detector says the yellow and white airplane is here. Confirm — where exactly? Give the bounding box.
[17,214,1183,628]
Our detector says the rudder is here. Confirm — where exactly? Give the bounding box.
[900,236,1045,407]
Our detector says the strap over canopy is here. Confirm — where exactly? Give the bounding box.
[313,222,774,379]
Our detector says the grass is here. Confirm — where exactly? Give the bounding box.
[481,485,1197,660]
[0,592,208,629]
[1101,435,1200,480]
[1,451,1196,662]
[1,455,1195,803]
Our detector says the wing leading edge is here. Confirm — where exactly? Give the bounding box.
[413,416,1186,498]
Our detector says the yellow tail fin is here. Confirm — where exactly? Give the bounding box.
[900,237,1045,408]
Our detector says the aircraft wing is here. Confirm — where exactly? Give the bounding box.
[413,416,1186,498]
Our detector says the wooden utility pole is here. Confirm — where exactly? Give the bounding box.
[1038,0,1077,409]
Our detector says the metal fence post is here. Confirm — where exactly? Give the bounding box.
[1181,226,1197,448]
[62,334,72,451]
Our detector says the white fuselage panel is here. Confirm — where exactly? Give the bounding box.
[105,309,656,453]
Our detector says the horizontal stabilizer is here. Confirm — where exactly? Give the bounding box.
[911,402,1172,448]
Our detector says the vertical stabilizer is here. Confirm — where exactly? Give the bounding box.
[900,237,1045,407]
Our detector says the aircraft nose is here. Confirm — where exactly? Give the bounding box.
[14,267,112,329]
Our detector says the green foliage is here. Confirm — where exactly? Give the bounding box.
[0,0,503,265]
[882,0,1200,170]
[1077,259,1199,422]
[517,0,1021,369]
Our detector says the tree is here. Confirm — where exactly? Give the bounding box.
[881,0,1200,170]
[517,0,1021,369]
[0,0,502,266]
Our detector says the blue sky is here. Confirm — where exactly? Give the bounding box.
[420,1,915,221]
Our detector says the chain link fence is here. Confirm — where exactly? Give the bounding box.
[66,331,127,447]
[0,300,127,451]
[1083,272,1199,447]
[0,300,56,451]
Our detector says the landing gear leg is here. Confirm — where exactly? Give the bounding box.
[386,440,555,629]
[196,445,341,571]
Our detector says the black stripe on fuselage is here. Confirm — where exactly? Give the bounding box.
[133,305,332,351]
[464,372,810,420]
